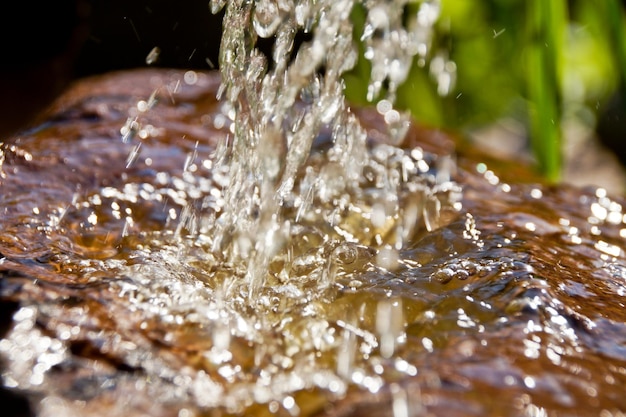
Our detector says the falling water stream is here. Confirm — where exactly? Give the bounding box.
[1,1,626,416]
[208,0,447,302]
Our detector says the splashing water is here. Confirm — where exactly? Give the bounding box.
[10,1,626,416]
[190,1,461,408]
[1,0,461,412]
[208,0,452,299]
[2,70,626,416]
[156,0,460,409]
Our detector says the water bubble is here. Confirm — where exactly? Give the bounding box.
[376,99,393,115]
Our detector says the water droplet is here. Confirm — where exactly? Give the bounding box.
[376,298,404,358]
[145,46,160,65]
[184,70,198,85]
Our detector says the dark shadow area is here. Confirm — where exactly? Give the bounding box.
[597,93,626,168]
[74,0,311,76]
[75,0,225,77]
[0,387,35,417]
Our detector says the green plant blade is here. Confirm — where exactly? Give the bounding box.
[526,0,567,182]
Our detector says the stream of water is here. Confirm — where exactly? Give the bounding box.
[207,0,448,303]
[1,1,626,416]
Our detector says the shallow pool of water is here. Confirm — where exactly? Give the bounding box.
[1,69,626,417]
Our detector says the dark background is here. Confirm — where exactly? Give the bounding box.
[0,0,226,75]
[75,0,225,76]
[0,0,227,136]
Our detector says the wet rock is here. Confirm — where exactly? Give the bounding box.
[1,69,626,416]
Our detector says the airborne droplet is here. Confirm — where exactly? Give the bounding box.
[145,46,161,65]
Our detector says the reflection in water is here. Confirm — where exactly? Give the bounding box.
[0,70,626,416]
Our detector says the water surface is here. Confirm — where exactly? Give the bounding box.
[1,69,626,416]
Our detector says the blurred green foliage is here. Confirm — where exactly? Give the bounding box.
[344,0,626,181]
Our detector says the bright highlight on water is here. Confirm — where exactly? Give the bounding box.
[3,1,626,416]
[208,0,457,301]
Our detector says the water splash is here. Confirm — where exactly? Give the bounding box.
[0,0,467,415]
[3,66,626,416]
[208,0,452,302]
[171,0,459,409]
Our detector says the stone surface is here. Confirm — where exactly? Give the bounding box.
[1,69,626,416]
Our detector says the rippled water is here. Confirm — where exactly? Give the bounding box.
[1,70,626,416]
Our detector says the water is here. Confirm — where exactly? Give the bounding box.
[1,2,626,416]
[208,0,445,301]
